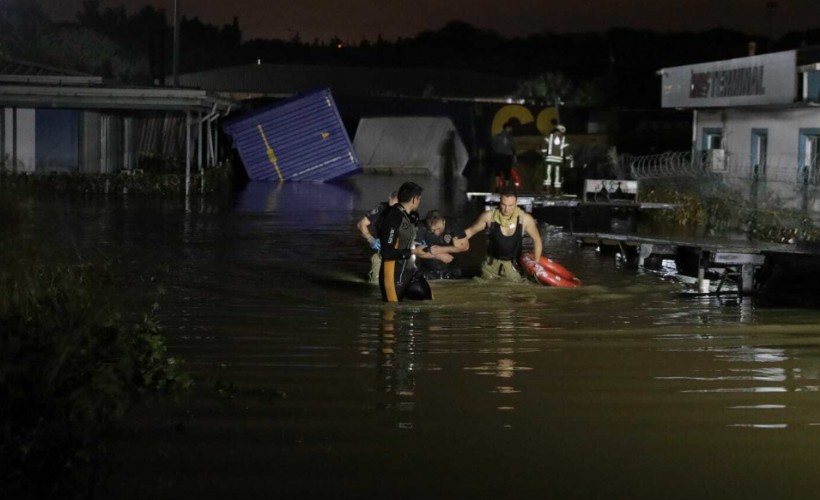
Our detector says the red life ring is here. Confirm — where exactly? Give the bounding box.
[539,255,580,284]
[518,252,582,288]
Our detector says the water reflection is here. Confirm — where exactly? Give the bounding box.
[234,180,360,223]
[16,174,820,499]
[653,341,820,431]
[377,307,417,398]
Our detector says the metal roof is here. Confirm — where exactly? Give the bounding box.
[177,63,519,100]
[0,56,103,85]
[0,56,233,113]
[0,84,234,113]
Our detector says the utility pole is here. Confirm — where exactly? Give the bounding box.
[765,1,778,46]
[173,0,180,87]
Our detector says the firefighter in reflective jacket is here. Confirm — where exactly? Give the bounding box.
[542,124,572,194]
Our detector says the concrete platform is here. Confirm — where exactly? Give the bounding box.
[574,231,820,295]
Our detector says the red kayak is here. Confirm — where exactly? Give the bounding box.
[518,252,582,288]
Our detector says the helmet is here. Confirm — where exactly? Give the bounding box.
[556,124,566,134]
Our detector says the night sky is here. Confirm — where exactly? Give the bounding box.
[40,0,819,43]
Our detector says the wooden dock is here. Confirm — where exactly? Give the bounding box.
[465,190,820,300]
[573,231,819,295]
[465,191,677,212]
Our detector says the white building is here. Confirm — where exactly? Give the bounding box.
[1,57,233,180]
[657,46,820,212]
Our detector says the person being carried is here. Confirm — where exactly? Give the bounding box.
[464,186,542,281]
[377,182,432,302]
[415,210,469,280]
[357,191,398,284]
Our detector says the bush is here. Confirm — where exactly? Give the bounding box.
[0,264,191,499]
[0,164,235,196]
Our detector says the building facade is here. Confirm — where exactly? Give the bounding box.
[1,58,233,181]
[658,46,820,212]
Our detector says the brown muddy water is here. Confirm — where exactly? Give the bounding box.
[17,174,820,499]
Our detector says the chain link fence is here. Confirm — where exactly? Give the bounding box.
[622,150,820,242]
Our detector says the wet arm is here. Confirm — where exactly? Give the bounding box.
[524,215,543,262]
[357,216,376,245]
[464,212,490,240]
[413,246,438,259]
[413,228,436,258]
[430,237,469,255]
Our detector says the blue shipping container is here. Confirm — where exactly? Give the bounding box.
[223,88,361,182]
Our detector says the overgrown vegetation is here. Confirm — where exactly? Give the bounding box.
[0,199,192,499]
[0,163,234,196]
[640,181,820,243]
[515,71,607,107]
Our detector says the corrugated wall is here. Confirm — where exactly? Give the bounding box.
[137,113,187,162]
[223,88,360,182]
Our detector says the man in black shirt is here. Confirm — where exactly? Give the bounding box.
[415,210,469,280]
[377,182,432,302]
[464,187,542,281]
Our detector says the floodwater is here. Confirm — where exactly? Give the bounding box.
[16,173,820,499]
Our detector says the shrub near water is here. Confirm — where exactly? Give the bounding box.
[0,264,191,499]
[0,164,235,196]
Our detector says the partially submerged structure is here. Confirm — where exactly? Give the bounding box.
[175,63,519,102]
[176,62,520,162]
[178,62,691,184]
[222,87,360,182]
[0,57,234,194]
[353,116,468,177]
[650,46,820,216]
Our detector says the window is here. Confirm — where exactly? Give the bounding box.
[702,127,723,150]
[35,109,80,173]
[798,128,820,185]
[751,129,768,178]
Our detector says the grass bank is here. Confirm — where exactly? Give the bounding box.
[0,197,192,499]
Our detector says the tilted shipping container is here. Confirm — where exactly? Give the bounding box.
[223,88,361,182]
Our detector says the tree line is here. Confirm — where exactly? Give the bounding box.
[1,0,818,107]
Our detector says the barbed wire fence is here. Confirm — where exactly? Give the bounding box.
[621,150,820,242]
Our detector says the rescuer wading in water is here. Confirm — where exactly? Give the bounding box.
[377,182,432,302]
